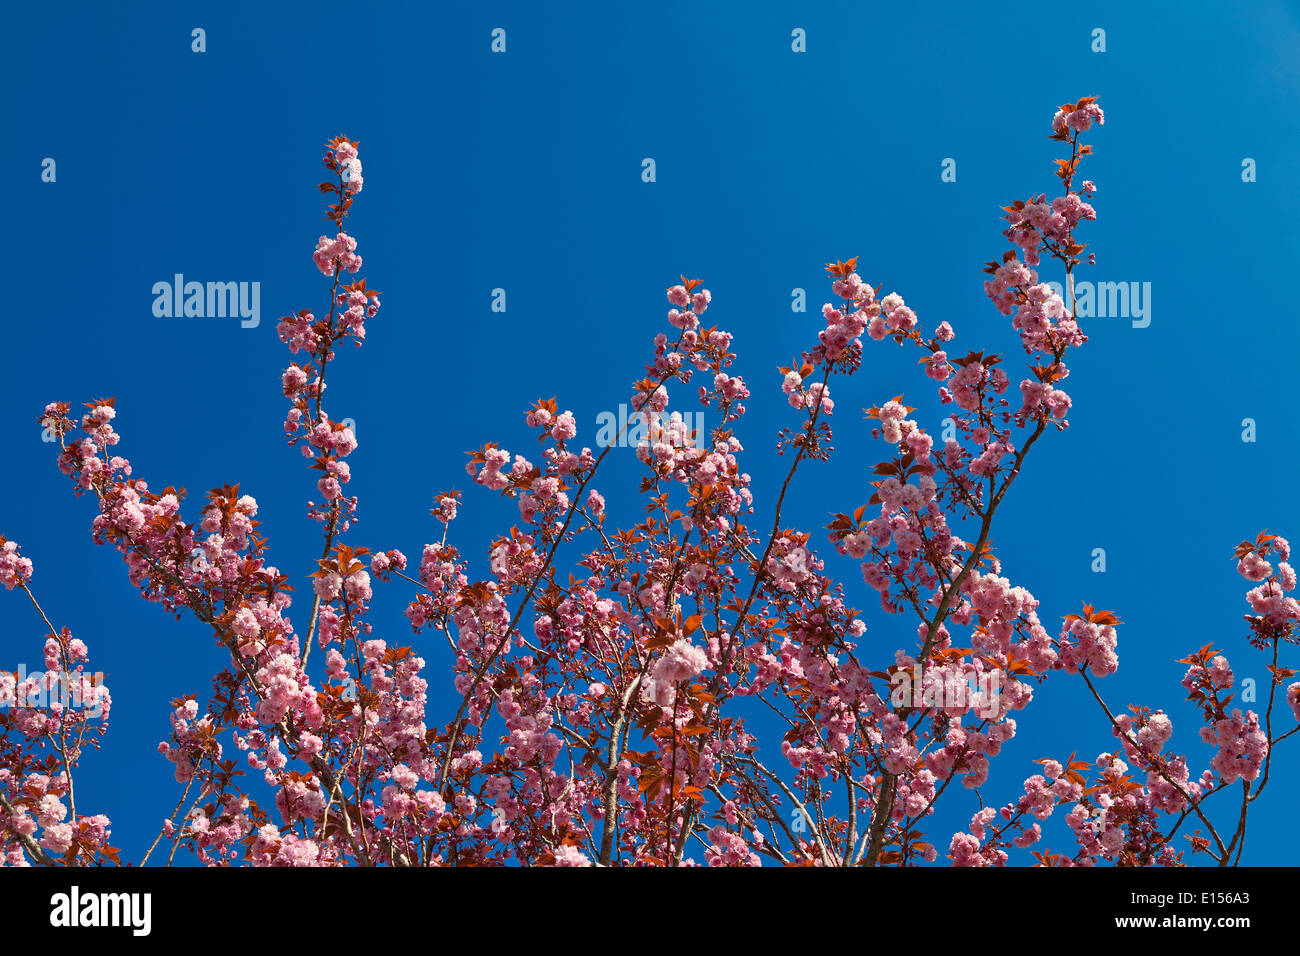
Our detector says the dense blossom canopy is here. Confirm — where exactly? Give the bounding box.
[2,102,1296,867]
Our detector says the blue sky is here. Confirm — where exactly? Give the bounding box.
[4,0,1299,864]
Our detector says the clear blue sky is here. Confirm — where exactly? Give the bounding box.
[4,0,1299,864]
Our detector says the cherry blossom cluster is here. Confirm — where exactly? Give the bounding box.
[0,542,116,865]
[4,99,1296,868]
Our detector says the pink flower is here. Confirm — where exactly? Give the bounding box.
[344,569,372,603]
[654,640,709,683]
[0,539,34,590]
[949,832,987,867]
[552,844,592,867]
[1200,709,1268,785]
[1065,102,1105,131]
[341,157,363,194]
[313,232,362,276]
[281,366,308,394]
[314,572,342,602]
[231,606,261,641]
[1237,551,1272,582]
[550,411,577,443]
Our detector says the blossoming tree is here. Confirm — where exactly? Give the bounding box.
[2,99,1296,867]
